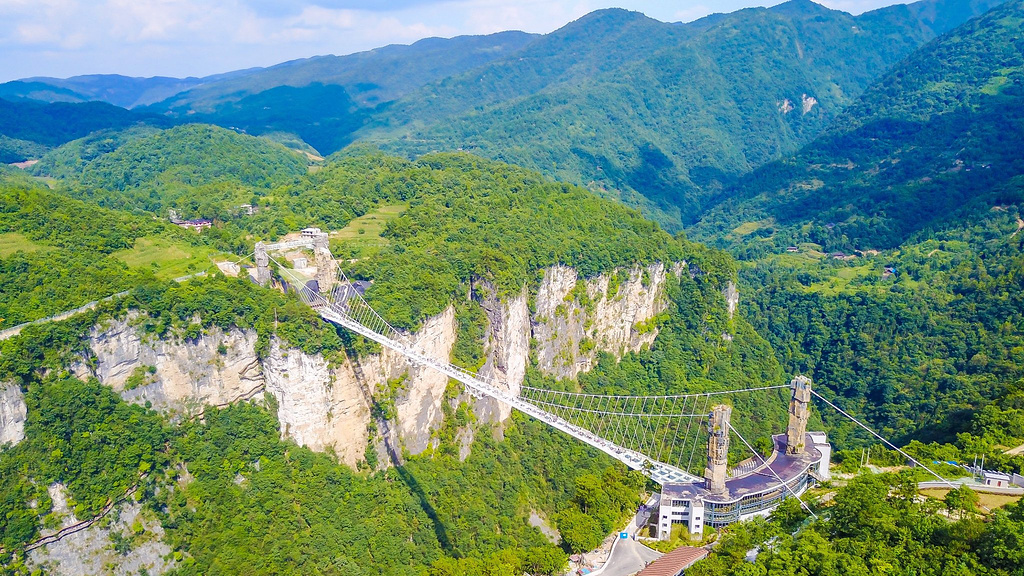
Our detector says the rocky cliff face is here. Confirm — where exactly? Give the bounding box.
[83,315,264,412]
[75,262,685,467]
[533,263,673,380]
[78,307,458,467]
[0,381,27,448]
[29,484,173,576]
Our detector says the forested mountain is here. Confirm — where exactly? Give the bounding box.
[0,75,211,108]
[3,2,1024,574]
[148,32,538,113]
[691,0,1024,252]
[4,0,1002,230]
[683,0,1024,466]
[0,148,769,574]
[31,124,309,220]
[361,0,1006,230]
[0,98,170,163]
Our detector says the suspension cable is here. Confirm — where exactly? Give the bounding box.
[728,423,819,519]
[810,390,959,490]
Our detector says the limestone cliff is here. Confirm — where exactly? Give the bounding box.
[75,262,686,467]
[1,381,27,448]
[29,484,172,576]
[533,263,672,380]
[83,315,264,412]
[78,307,457,467]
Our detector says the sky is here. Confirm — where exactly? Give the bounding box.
[0,0,909,82]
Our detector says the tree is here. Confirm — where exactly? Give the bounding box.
[556,509,603,553]
[944,486,979,520]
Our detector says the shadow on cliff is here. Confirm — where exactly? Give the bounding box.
[384,430,454,554]
[339,331,453,554]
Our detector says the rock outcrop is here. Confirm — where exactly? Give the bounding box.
[533,263,670,380]
[29,484,173,576]
[1,381,27,448]
[83,316,263,412]
[77,262,686,466]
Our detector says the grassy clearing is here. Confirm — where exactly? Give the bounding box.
[732,221,766,237]
[111,237,220,280]
[0,232,49,257]
[920,488,1022,512]
[330,203,408,260]
[805,264,876,295]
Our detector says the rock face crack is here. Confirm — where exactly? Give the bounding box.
[0,381,27,448]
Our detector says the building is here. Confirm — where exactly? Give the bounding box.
[984,471,1012,488]
[301,227,324,237]
[637,546,708,576]
[177,219,212,232]
[655,377,830,539]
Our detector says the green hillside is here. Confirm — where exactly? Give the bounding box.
[184,83,370,155]
[0,148,770,575]
[0,75,208,108]
[0,173,223,328]
[3,3,1024,574]
[685,1,1024,464]
[362,0,1005,231]
[692,0,1024,253]
[0,97,170,163]
[148,31,538,113]
[33,124,309,219]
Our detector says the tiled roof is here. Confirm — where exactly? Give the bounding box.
[637,546,708,576]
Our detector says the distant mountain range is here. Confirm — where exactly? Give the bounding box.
[0,0,1009,230]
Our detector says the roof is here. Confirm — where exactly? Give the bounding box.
[984,471,1011,480]
[662,433,825,504]
[637,546,708,576]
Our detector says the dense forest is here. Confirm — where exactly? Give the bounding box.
[691,472,1024,576]
[683,0,1024,471]
[0,142,753,574]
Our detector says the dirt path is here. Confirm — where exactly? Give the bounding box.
[1011,217,1024,238]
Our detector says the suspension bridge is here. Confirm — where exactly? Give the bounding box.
[256,233,786,485]
[254,232,956,537]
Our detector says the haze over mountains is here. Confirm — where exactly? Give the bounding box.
[0,0,1006,230]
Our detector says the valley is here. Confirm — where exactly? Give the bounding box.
[1,0,1023,575]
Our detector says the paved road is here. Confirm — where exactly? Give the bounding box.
[600,537,662,576]
[598,496,663,576]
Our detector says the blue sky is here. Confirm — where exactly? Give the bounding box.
[0,0,906,82]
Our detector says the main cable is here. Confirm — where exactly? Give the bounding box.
[728,423,819,519]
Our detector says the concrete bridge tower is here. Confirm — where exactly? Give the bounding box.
[254,241,271,286]
[787,376,812,455]
[311,233,336,293]
[705,404,732,496]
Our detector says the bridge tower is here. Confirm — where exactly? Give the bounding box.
[704,404,732,496]
[254,241,271,286]
[787,376,812,455]
[311,232,336,293]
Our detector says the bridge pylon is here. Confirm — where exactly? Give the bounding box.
[255,242,271,286]
[705,404,732,496]
[787,376,812,455]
